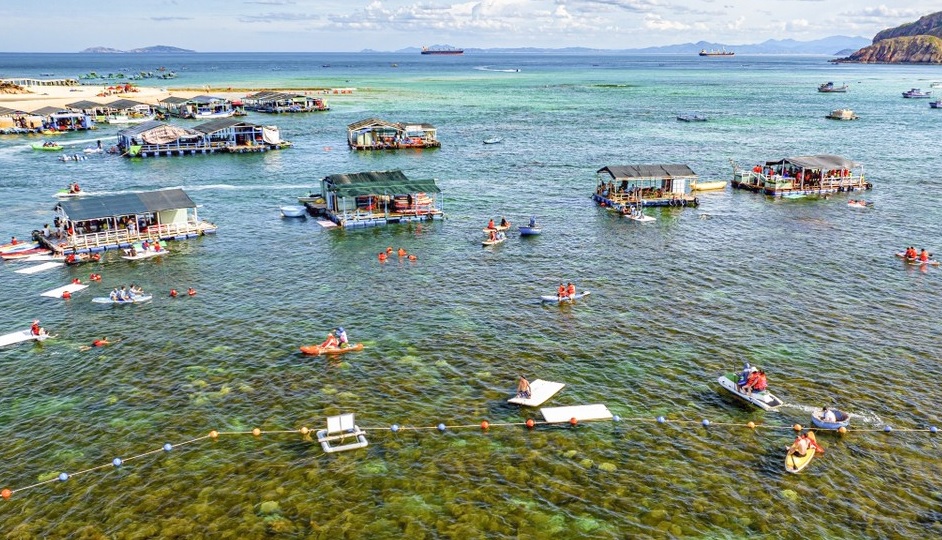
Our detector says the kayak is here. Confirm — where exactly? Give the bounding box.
[0,329,48,347]
[92,294,153,305]
[895,252,940,266]
[32,143,63,151]
[811,408,851,429]
[541,290,591,303]
[717,373,784,411]
[299,343,364,356]
[785,447,816,474]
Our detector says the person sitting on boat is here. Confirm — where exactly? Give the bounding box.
[567,282,576,298]
[120,286,132,301]
[30,320,46,336]
[499,217,510,228]
[528,216,536,228]
[737,362,753,388]
[109,288,119,301]
[557,283,567,300]
[319,331,339,350]
[517,376,531,399]
[336,327,348,348]
[486,219,496,230]
[744,370,767,395]
[489,229,498,241]
[904,246,916,259]
[919,249,930,263]
[152,241,161,252]
[787,431,821,458]
[821,406,837,423]
[10,236,18,245]
[740,368,759,393]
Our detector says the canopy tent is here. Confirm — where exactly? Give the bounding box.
[765,155,859,170]
[57,189,196,222]
[323,170,442,198]
[597,164,698,179]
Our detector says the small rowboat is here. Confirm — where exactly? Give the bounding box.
[717,373,783,411]
[280,205,307,218]
[299,343,364,356]
[811,408,850,429]
[92,294,153,305]
[895,252,940,266]
[541,290,590,303]
[518,225,542,236]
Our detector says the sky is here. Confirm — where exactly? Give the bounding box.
[0,1,939,52]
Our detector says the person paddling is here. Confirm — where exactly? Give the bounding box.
[787,431,822,458]
[319,331,339,350]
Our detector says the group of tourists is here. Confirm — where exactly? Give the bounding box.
[736,362,767,395]
[108,284,145,302]
[556,282,577,300]
[318,327,350,350]
[901,246,932,263]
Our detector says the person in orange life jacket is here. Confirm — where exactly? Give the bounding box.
[30,320,45,336]
[320,331,338,349]
[487,219,495,230]
[919,249,930,262]
[93,337,110,347]
[744,370,767,395]
[787,431,821,458]
[557,283,566,300]
[567,282,576,298]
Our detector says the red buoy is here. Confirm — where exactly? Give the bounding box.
[569,417,578,426]
[480,421,489,430]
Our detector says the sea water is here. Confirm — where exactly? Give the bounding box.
[1,52,941,538]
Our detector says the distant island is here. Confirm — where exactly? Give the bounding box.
[835,10,942,63]
[80,45,196,54]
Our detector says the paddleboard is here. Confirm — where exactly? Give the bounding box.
[299,343,364,356]
[508,379,565,406]
[0,329,47,347]
[540,291,590,303]
[92,295,153,305]
[482,237,506,246]
[786,448,815,473]
[895,252,940,266]
[15,262,64,274]
[40,283,88,298]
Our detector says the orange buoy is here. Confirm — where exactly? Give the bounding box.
[169,289,178,297]
[746,421,756,429]
[62,291,71,299]
[209,430,219,439]
[525,419,535,429]
[252,428,261,437]
[187,288,196,296]
[1,488,11,500]
[480,421,489,430]
[793,424,802,432]
[569,417,578,426]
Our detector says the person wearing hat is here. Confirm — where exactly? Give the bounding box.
[335,327,349,348]
[30,320,46,336]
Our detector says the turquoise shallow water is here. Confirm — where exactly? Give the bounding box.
[1,53,942,538]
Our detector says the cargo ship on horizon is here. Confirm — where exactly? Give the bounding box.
[699,48,734,57]
[421,46,464,55]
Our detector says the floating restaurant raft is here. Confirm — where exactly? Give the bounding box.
[318,170,444,228]
[731,155,871,197]
[347,118,441,150]
[41,188,216,254]
[116,119,289,158]
[593,164,700,211]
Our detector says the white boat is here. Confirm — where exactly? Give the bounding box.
[482,232,506,246]
[902,88,932,98]
[717,373,783,411]
[0,329,48,347]
[92,294,153,305]
[628,213,656,223]
[280,205,307,218]
[483,137,503,144]
[826,108,859,121]
[540,291,591,303]
[122,247,168,261]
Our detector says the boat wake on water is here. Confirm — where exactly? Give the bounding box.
[779,403,884,425]
[474,66,521,73]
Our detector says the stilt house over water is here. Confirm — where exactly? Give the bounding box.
[46,188,216,254]
[320,170,444,228]
[346,118,440,150]
[732,155,870,197]
[116,119,288,157]
[594,164,700,210]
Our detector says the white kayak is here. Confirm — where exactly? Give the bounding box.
[92,294,153,305]
[717,374,784,411]
[541,290,591,303]
[122,249,168,261]
[0,329,48,347]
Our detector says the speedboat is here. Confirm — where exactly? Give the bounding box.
[811,408,850,429]
[818,82,848,93]
[717,373,784,411]
[280,205,307,218]
[902,88,932,98]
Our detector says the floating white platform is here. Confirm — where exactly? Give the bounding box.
[316,219,338,228]
[507,379,565,407]
[0,329,46,347]
[540,404,613,423]
[316,413,369,453]
[15,262,63,274]
[40,283,88,298]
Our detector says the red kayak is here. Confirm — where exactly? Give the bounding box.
[299,343,364,356]
[1,248,51,260]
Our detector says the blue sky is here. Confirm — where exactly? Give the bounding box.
[0,1,936,52]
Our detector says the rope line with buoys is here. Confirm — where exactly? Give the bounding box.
[1,415,936,500]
